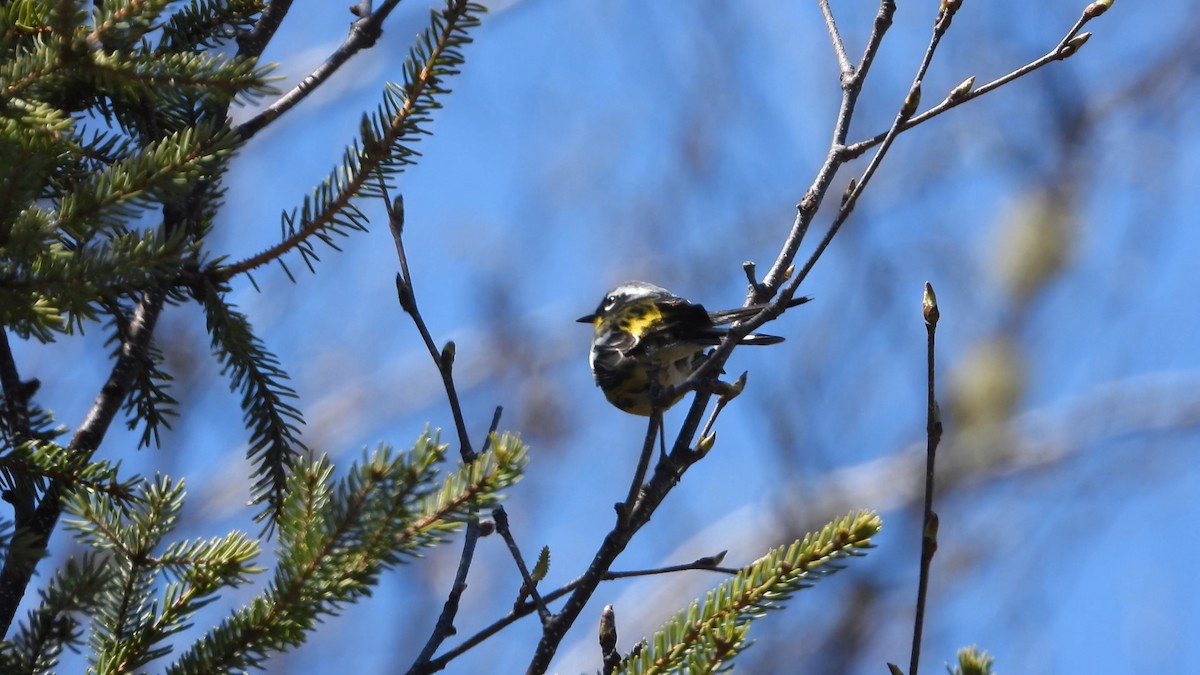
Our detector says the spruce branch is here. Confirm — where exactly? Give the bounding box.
[192,278,306,525]
[121,334,178,450]
[2,442,140,507]
[56,476,261,674]
[222,0,485,278]
[158,0,262,53]
[54,123,239,238]
[0,228,197,342]
[83,51,276,107]
[0,44,69,102]
[1,0,310,657]
[1,553,109,674]
[616,511,883,674]
[88,0,178,51]
[3,10,271,110]
[0,288,165,639]
[168,433,525,674]
[0,330,41,528]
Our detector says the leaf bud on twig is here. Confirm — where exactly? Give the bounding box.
[901,84,922,119]
[1057,32,1091,59]
[599,605,618,654]
[395,274,415,313]
[948,75,975,103]
[1084,0,1113,19]
[695,550,727,567]
[922,281,939,327]
[923,512,940,558]
[841,178,858,206]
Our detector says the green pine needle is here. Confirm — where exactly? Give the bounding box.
[167,430,526,674]
[618,510,883,675]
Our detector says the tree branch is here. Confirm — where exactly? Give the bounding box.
[907,283,942,675]
[0,289,165,638]
[818,0,854,81]
[0,331,37,529]
[237,0,407,140]
[842,1,1105,160]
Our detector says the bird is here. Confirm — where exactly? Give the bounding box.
[577,281,808,415]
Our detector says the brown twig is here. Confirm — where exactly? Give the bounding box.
[619,414,660,527]
[493,507,551,623]
[407,406,502,672]
[385,194,475,462]
[388,183,506,674]
[417,549,739,673]
[907,282,943,675]
[842,2,1106,161]
[818,0,854,81]
[236,0,407,140]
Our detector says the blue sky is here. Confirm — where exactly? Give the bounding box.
[15,0,1200,673]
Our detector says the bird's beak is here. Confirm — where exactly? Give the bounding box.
[576,313,596,323]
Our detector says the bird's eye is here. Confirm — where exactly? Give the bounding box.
[603,295,617,311]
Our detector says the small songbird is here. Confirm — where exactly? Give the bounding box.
[577,281,808,415]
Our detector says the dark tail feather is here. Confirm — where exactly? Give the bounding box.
[739,333,785,346]
[707,295,812,325]
[694,329,786,346]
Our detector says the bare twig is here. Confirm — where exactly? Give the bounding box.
[386,178,503,674]
[818,0,854,80]
[699,371,747,443]
[908,282,942,675]
[385,195,475,462]
[602,550,738,578]
[493,507,551,623]
[842,2,1106,160]
[236,0,297,60]
[418,549,741,672]
[619,415,660,526]
[777,2,960,315]
[237,0,407,140]
[388,183,505,675]
[711,0,901,388]
[407,406,502,672]
[526,422,708,672]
